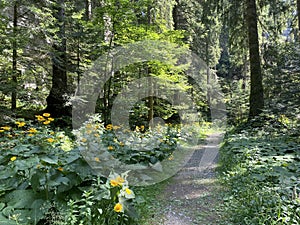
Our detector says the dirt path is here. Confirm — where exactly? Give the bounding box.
[145,132,224,225]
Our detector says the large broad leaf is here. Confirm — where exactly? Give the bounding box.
[30,199,50,223]
[14,157,40,170]
[40,155,58,165]
[0,213,17,225]
[3,190,45,209]
[1,190,48,224]
[0,168,15,180]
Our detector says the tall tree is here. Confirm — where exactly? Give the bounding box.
[45,0,69,116]
[297,0,300,40]
[246,0,264,118]
[11,1,18,110]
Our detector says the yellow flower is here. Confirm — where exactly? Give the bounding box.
[140,125,145,131]
[15,121,26,127]
[116,176,125,184]
[106,124,113,130]
[1,126,11,131]
[110,179,119,187]
[48,118,54,122]
[10,156,17,161]
[43,120,51,125]
[57,167,64,172]
[47,138,55,143]
[81,138,87,143]
[43,113,51,117]
[7,134,13,138]
[94,157,100,162]
[125,188,132,195]
[28,134,34,137]
[168,154,174,160]
[28,128,38,133]
[50,131,55,135]
[35,115,46,121]
[108,146,114,151]
[114,203,123,213]
[0,130,4,133]
[119,142,124,147]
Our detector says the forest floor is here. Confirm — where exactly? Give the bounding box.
[142,132,225,225]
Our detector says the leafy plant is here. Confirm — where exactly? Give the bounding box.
[219,115,300,224]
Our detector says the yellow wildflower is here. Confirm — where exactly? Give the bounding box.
[94,157,100,162]
[10,156,17,162]
[57,167,64,172]
[81,138,87,143]
[28,128,38,133]
[119,142,124,147]
[116,176,125,184]
[108,146,114,151]
[0,130,4,133]
[50,131,55,135]
[15,121,26,127]
[43,120,51,125]
[125,188,132,195]
[7,134,13,138]
[43,113,51,117]
[1,126,11,131]
[35,115,46,121]
[47,138,55,143]
[48,118,55,122]
[168,154,174,160]
[106,124,113,130]
[114,203,123,213]
[28,134,34,137]
[110,179,119,187]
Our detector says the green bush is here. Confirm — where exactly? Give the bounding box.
[219,115,300,224]
[0,114,137,224]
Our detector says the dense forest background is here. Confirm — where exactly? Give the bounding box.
[1,1,300,224]
[0,0,299,125]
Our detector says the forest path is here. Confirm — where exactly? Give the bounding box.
[144,132,225,225]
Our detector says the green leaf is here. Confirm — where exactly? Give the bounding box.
[40,155,58,165]
[30,173,40,192]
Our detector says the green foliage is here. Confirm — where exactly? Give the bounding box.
[73,115,180,166]
[0,114,137,224]
[219,114,300,224]
[57,172,137,225]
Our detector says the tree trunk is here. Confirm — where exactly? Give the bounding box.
[297,0,300,41]
[11,2,18,110]
[46,0,69,117]
[85,0,91,20]
[246,0,264,118]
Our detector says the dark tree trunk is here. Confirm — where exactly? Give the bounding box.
[297,0,300,41]
[46,0,70,117]
[246,0,264,118]
[12,2,18,110]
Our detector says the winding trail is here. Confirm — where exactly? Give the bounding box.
[146,132,224,225]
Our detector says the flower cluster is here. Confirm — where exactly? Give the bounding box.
[35,113,54,125]
[108,172,135,214]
